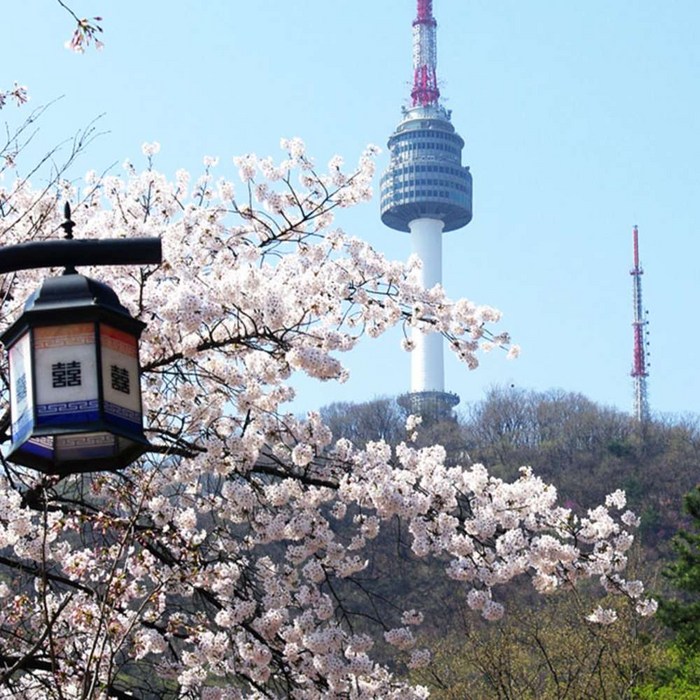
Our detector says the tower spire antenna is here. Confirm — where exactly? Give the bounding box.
[630,225,650,422]
[381,0,472,423]
[411,0,440,107]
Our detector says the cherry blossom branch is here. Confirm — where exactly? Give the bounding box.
[56,0,104,53]
[0,84,28,111]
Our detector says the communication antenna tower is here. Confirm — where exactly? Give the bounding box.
[630,225,650,422]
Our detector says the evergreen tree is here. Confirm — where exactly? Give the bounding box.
[659,486,700,650]
[634,487,700,699]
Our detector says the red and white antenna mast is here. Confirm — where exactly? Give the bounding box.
[411,0,440,107]
[630,225,650,421]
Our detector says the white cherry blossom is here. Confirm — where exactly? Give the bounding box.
[0,140,653,698]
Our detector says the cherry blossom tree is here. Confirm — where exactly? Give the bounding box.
[0,137,657,698]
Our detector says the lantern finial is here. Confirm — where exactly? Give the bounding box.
[60,203,77,275]
[60,203,75,240]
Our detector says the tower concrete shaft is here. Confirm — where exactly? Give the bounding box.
[381,0,470,422]
[409,217,445,393]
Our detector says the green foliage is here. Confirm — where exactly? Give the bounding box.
[633,647,700,699]
[414,588,663,700]
[618,487,700,698]
[658,487,700,650]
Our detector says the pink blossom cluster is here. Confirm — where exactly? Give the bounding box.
[64,15,104,53]
[0,83,28,111]
[0,139,654,697]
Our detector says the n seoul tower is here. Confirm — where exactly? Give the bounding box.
[380,0,472,421]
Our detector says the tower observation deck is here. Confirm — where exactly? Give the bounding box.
[381,0,472,422]
[380,108,472,234]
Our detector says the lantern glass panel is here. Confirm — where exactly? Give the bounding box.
[8,331,34,446]
[16,435,53,463]
[12,433,145,472]
[100,324,143,433]
[56,432,120,461]
[34,323,99,428]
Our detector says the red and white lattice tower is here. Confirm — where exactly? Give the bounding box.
[630,225,650,422]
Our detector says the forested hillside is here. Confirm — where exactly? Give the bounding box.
[321,388,700,698]
[323,387,700,552]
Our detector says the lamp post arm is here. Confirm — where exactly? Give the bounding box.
[0,238,162,275]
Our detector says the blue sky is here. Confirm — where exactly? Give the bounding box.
[3,1,700,419]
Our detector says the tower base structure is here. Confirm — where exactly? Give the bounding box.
[398,390,460,424]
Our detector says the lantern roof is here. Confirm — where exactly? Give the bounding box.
[1,273,145,349]
[23,272,133,316]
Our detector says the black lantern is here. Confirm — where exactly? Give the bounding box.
[1,273,150,474]
[0,204,161,475]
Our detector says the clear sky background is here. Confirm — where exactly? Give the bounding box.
[3,1,699,420]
